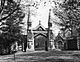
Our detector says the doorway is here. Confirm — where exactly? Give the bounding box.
[34,35,47,50]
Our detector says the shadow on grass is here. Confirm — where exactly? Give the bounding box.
[37,59,78,62]
[72,54,80,58]
[0,51,17,56]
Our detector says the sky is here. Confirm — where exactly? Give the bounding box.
[20,0,64,36]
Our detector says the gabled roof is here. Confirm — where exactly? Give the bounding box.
[32,21,46,31]
[34,33,47,38]
[55,33,64,41]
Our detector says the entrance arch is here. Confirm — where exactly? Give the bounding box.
[34,34,47,50]
[26,21,54,51]
[32,21,48,51]
[57,41,63,50]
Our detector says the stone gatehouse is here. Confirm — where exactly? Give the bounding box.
[26,21,55,51]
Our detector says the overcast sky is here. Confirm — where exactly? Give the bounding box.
[20,0,64,36]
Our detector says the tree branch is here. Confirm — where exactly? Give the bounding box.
[0,4,20,22]
[0,0,5,14]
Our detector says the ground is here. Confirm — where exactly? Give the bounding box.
[0,50,80,62]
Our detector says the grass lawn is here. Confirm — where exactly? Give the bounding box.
[0,50,80,62]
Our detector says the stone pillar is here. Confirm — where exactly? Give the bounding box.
[52,41,55,49]
[22,43,24,51]
[52,41,56,49]
[26,39,34,51]
[15,42,18,51]
[26,30,34,51]
[56,43,58,49]
[77,36,80,50]
[50,40,55,50]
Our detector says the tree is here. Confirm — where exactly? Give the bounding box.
[0,0,21,21]
[0,0,25,54]
[53,0,80,36]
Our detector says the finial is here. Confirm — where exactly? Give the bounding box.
[39,20,41,25]
[49,8,51,12]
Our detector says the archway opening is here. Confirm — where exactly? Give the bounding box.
[34,34,47,51]
[67,38,77,50]
[57,41,63,50]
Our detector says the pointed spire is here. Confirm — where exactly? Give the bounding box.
[48,9,51,27]
[27,7,30,29]
[39,20,41,25]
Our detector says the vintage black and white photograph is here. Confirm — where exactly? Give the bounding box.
[0,0,80,62]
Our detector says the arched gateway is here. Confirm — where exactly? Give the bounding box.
[34,32,47,50]
[26,21,54,51]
